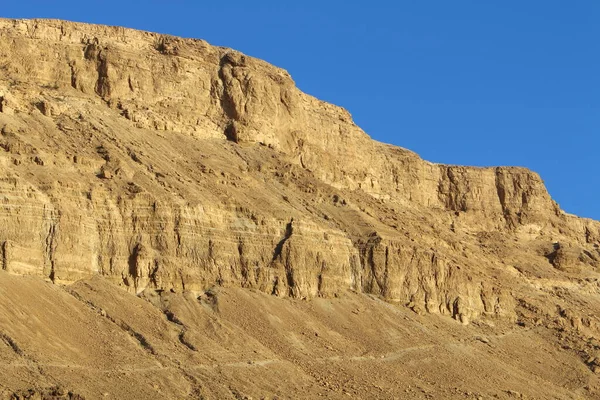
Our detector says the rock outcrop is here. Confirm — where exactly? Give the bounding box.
[0,18,599,331]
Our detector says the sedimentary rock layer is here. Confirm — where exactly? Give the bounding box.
[0,18,598,327]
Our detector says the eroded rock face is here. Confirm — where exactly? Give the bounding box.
[0,18,599,327]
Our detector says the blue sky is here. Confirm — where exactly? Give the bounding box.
[3,1,599,220]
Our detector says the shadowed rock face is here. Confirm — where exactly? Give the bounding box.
[0,20,600,397]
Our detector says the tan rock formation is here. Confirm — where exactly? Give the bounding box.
[1,17,599,315]
[0,18,600,398]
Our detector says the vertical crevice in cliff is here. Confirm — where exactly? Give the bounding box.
[382,246,390,298]
[349,253,361,292]
[43,208,60,283]
[272,219,293,262]
[217,52,250,143]
[495,168,509,220]
[237,238,251,287]
[127,244,139,289]
[218,52,246,121]
[271,219,295,297]
[95,51,111,99]
[1,241,9,271]
[224,121,239,142]
[148,260,160,288]
[83,39,111,100]
[127,243,150,292]
[360,233,384,295]
[367,245,380,293]
[495,168,518,228]
[495,169,507,211]
[317,259,325,296]
[68,61,78,89]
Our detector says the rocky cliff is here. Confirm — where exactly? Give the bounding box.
[0,18,599,330]
[2,18,600,399]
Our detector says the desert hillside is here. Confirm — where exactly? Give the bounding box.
[0,18,599,399]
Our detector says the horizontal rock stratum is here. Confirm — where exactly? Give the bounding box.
[0,18,599,399]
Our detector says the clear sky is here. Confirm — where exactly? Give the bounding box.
[3,1,599,220]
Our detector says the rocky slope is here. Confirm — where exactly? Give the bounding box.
[0,18,599,398]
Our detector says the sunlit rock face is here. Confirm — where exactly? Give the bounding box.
[0,18,599,327]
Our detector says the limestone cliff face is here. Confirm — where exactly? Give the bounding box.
[0,18,599,326]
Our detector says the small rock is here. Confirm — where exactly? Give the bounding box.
[475,336,490,344]
[99,168,113,179]
[33,156,45,166]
